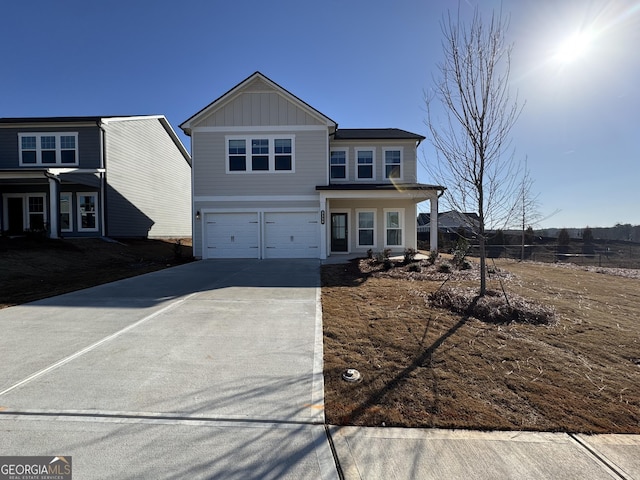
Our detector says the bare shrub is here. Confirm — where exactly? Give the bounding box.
[429,287,556,325]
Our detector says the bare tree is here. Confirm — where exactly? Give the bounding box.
[424,7,523,296]
[517,158,541,261]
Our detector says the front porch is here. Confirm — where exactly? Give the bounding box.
[317,183,445,259]
[0,169,104,238]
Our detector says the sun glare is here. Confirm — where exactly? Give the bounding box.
[554,31,593,63]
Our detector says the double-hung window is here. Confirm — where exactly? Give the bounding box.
[60,136,77,163]
[384,209,404,247]
[226,136,294,173]
[18,133,79,166]
[28,196,46,230]
[251,139,269,170]
[384,148,402,180]
[228,139,247,171]
[274,139,292,170]
[356,149,374,180]
[21,136,37,164]
[357,210,376,247]
[330,150,347,180]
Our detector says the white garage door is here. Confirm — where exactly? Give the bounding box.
[205,213,259,259]
[264,212,320,259]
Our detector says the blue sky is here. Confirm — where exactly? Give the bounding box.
[1,0,638,229]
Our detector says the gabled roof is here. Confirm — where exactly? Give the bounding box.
[333,128,425,141]
[0,115,191,165]
[180,72,338,135]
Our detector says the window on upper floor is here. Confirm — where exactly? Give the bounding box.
[384,148,403,180]
[226,136,294,173]
[356,149,374,180]
[228,139,247,171]
[274,139,292,171]
[18,133,79,166]
[330,150,347,180]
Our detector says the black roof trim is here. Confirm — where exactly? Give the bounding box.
[316,183,444,191]
[0,115,149,124]
[332,128,425,141]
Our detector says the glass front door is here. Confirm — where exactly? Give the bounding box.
[331,213,348,252]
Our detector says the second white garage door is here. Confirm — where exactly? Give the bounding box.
[264,212,320,259]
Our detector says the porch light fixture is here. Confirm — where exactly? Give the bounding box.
[196,210,200,220]
[321,210,325,224]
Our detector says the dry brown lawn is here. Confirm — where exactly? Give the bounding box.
[0,236,192,308]
[322,256,640,433]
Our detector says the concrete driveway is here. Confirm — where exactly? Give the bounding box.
[0,259,338,479]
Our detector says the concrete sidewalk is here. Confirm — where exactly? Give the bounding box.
[329,426,640,479]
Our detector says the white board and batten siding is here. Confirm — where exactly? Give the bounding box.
[203,210,320,259]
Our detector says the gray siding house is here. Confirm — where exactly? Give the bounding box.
[0,115,191,238]
[180,72,444,259]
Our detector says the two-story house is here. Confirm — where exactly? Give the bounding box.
[0,115,191,239]
[180,72,444,260]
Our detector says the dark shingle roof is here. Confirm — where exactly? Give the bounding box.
[0,116,147,124]
[316,183,444,191]
[332,128,425,141]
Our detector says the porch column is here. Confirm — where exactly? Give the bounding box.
[429,193,438,252]
[48,176,59,239]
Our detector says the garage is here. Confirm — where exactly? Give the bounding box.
[264,212,320,259]
[205,212,259,259]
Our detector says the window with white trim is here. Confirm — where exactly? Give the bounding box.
[60,193,72,232]
[18,133,79,166]
[77,192,98,232]
[226,136,294,173]
[384,148,402,180]
[356,149,375,180]
[251,139,269,170]
[27,195,46,230]
[274,139,292,170]
[384,209,404,247]
[357,210,376,247]
[228,139,247,171]
[330,150,347,180]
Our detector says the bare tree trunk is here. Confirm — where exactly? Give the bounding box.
[479,234,487,296]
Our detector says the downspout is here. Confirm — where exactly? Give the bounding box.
[98,121,107,237]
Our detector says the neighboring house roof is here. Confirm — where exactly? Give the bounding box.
[179,71,338,135]
[0,115,191,166]
[417,211,480,230]
[332,128,425,142]
[417,212,430,226]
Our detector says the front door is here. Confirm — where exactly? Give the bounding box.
[331,213,348,252]
[7,197,24,234]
